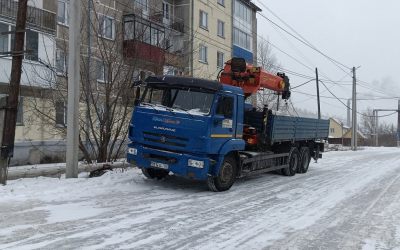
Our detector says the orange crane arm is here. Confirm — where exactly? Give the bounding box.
[219,58,291,99]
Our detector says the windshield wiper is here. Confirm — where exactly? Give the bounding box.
[141,102,160,113]
[172,107,194,118]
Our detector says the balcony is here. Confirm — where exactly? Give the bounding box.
[0,0,56,34]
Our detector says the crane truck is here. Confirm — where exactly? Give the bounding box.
[127,58,329,191]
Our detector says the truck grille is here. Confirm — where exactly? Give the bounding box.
[143,131,188,148]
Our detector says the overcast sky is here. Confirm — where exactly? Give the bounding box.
[256,0,400,126]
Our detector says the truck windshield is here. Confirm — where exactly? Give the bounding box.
[141,86,214,115]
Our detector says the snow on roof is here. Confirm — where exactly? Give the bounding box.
[330,117,345,125]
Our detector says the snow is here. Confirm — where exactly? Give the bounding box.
[1,147,400,249]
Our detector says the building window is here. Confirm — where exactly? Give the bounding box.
[0,23,38,61]
[217,0,225,6]
[96,61,109,82]
[56,48,67,75]
[16,97,23,125]
[199,10,208,30]
[330,128,335,133]
[55,101,67,126]
[217,51,224,68]
[217,20,225,38]
[0,23,9,53]
[135,0,148,13]
[98,15,115,40]
[162,2,171,20]
[57,0,69,26]
[199,45,208,63]
[233,28,252,51]
[235,0,252,23]
[25,30,38,61]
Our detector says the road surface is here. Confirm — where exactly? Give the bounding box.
[1,147,400,249]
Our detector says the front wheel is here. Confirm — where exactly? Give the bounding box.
[207,156,237,192]
[282,147,300,176]
[142,168,169,180]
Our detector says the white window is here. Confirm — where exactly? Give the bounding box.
[217,51,224,68]
[217,20,225,38]
[199,45,207,63]
[55,48,67,74]
[98,15,115,40]
[57,0,69,26]
[199,10,208,29]
[233,28,252,51]
[55,101,67,126]
[217,0,225,6]
[162,2,171,20]
[96,61,109,82]
[0,22,9,53]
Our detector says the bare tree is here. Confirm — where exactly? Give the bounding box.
[256,37,282,110]
[25,1,188,163]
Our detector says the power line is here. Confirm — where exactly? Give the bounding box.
[256,9,351,72]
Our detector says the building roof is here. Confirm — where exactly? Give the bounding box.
[329,117,345,126]
[239,0,262,12]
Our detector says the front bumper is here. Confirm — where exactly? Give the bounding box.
[127,143,212,181]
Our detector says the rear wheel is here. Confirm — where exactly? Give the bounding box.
[282,147,300,176]
[298,147,311,173]
[142,168,169,180]
[207,156,237,192]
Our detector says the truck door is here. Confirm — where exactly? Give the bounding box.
[211,94,237,141]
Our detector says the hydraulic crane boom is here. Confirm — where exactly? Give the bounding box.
[219,58,291,99]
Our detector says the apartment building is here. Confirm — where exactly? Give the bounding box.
[232,0,260,64]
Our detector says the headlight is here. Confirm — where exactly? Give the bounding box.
[188,159,204,168]
[128,148,137,155]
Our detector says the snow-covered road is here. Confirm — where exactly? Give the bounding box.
[1,147,400,249]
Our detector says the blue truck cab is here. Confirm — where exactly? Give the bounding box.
[127,76,329,191]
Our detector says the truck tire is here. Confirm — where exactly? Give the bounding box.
[142,168,169,180]
[207,156,237,192]
[282,147,300,176]
[298,147,311,174]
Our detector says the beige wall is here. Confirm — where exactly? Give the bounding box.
[192,0,232,80]
[329,118,347,138]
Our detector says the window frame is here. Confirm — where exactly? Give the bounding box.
[199,44,208,63]
[98,14,115,40]
[55,101,67,127]
[217,0,225,7]
[57,0,69,26]
[217,51,225,69]
[199,10,208,30]
[217,19,225,38]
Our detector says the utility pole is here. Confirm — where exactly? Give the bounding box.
[347,99,351,127]
[351,67,357,151]
[397,100,400,147]
[0,0,28,185]
[374,110,378,147]
[66,0,82,178]
[315,68,321,119]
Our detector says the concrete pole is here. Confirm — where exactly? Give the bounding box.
[66,0,82,178]
[397,100,400,147]
[316,68,321,119]
[347,99,351,127]
[351,67,357,151]
[374,110,379,147]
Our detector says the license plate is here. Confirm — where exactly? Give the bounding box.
[150,161,169,170]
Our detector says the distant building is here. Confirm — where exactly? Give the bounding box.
[328,117,366,145]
